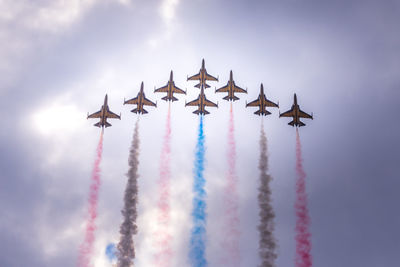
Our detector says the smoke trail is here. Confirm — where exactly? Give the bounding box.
[117,119,140,267]
[189,115,207,267]
[153,104,173,267]
[77,130,104,267]
[258,122,277,267]
[295,128,312,267]
[106,243,117,263]
[220,103,241,266]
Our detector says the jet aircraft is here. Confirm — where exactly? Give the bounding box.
[124,82,157,114]
[246,83,279,115]
[185,87,218,115]
[215,70,247,101]
[87,94,121,128]
[279,93,313,127]
[154,71,186,101]
[187,59,218,89]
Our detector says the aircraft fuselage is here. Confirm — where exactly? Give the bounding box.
[99,95,109,126]
[166,81,175,100]
[292,95,302,126]
[136,89,146,111]
[258,88,269,114]
[227,79,236,100]
[198,88,206,114]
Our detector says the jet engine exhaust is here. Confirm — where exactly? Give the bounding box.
[77,130,104,267]
[117,119,140,267]
[154,104,173,266]
[295,128,312,267]
[258,121,277,267]
[189,115,208,267]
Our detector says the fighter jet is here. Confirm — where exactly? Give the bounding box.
[87,94,121,128]
[215,70,247,101]
[124,82,157,114]
[246,83,279,115]
[185,88,218,115]
[154,71,186,101]
[187,59,218,89]
[279,93,313,127]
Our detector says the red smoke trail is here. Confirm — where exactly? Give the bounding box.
[154,104,173,267]
[295,129,312,267]
[78,130,104,267]
[220,103,241,266]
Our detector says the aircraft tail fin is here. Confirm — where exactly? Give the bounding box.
[131,108,148,114]
[223,95,239,101]
[288,121,295,127]
[94,122,102,128]
[161,96,178,101]
[255,109,271,116]
[298,121,306,127]
[104,122,112,128]
[193,109,210,115]
[195,83,210,89]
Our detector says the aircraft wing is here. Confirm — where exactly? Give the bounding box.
[106,109,120,119]
[246,98,260,107]
[233,85,247,93]
[187,73,200,81]
[154,84,169,93]
[143,97,156,106]
[124,97,139,105]
[87,110,101,118]
[172,85,186,94]
[204,97,217,107]
[299,109,313,119]
[185,97,200,106]
[206,73,218,81]
[279,109,294,117]
[264,99,279,108]
[216,84,229,93]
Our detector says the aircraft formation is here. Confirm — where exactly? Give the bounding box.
[87,59,313,128]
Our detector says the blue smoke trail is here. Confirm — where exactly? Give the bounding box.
[189,115,207,267]
[105,243,117,262]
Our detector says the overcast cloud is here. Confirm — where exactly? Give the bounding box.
[1,0,399,266]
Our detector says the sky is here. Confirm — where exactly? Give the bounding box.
[1,0,400,266]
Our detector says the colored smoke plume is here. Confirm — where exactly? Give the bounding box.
[258,123,277,267]
[295,129,312,267]
[117,119,140,267]
[77,130,104,267]
[154,104,173,266]
[220,103,241,266]
[189,115,208,267]
[106,243,117,262]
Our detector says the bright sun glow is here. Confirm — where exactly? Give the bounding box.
[32,104,84,135]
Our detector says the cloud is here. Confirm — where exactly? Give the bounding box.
[148,0,180,47]
[0,0,97,91]
[160,0,179,23]
[0,0,96,32]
